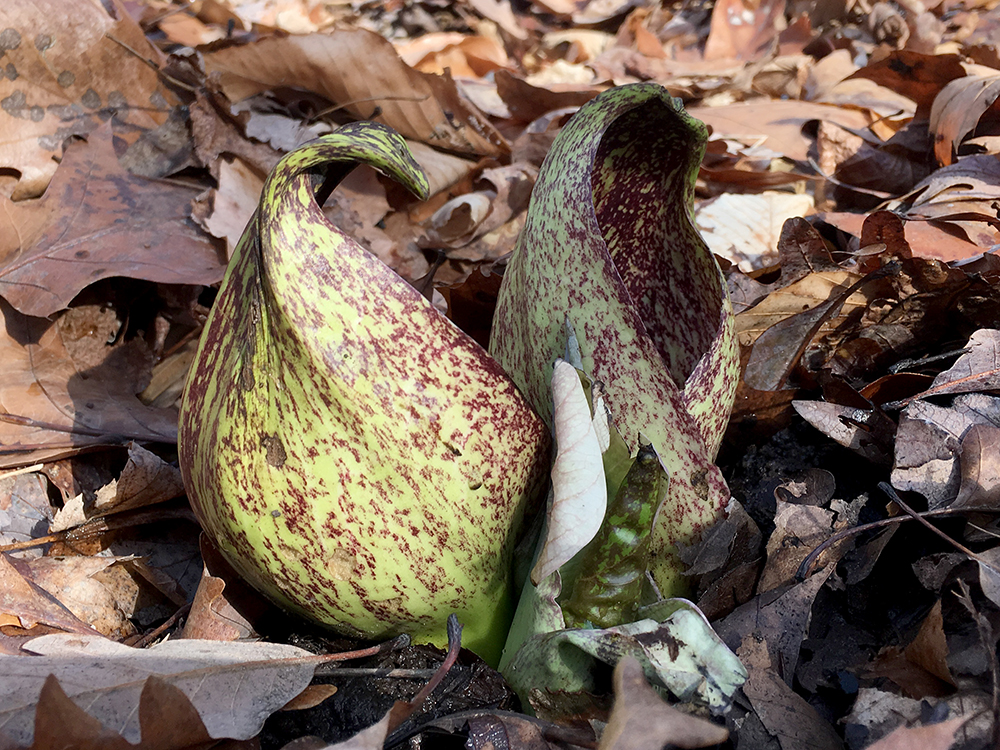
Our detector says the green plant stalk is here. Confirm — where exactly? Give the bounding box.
[179,123,550,664]
[562,443,668,629]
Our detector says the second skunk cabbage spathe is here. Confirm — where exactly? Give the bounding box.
[178,122,549,663]
[490,84,739,596]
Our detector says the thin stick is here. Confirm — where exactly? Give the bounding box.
[129,603,192,648]
[104,34,197,93]
[0,463,43,481]
[797,503,1000,580]
[878,483,1000,575]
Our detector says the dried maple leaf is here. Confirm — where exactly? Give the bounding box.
[202,30,508,158]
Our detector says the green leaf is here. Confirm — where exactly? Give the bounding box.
[490,83,739,597]
[503,601,747,715]
[562,441,668,629]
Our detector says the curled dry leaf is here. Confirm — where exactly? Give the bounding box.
[202,30,507,158]
[955,423,1000,508]
[892,394,1000,508]
[91,442,186,517]
[0,0,179,198]
[531,360,607,585]
[930,69,1000,165]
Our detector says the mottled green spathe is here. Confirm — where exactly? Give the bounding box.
[179,123,549,663]
[490,84,739,596]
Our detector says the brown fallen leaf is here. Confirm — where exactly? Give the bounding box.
[494,70,601,123]
[0,553,97,635]
[188,90,283,178]
[0,298,177,469]
[202,30,507,158]
[0,122,225,318]
[930,68,1000,165]
[792,400,896,465]
[736,270,866,348]
[688,100,875,163]
[193,156,265,258]
[848,50,966,120]
[21,555,134,638]
[0,0,179,199]
[743,268,881,391]
[863,715,969,750]
[599,656,729,750]
[758,501,840,592]
[737,634,843,750]
[703,0,784,62]
[904,599,955,688]
[180,535,270,642]
[716,567,832,686]
[818,210,988,263]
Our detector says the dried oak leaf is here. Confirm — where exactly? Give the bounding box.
[0,122,225,318]
[0,0,179,199]
[0,635,317,747]
[202,30,507,158]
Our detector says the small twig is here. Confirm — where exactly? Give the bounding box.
[316,634,411,665]
[0,463,44,482]
[386,614,463,736]
[314,667,441,679]
[955,580,1000,747]
[797,503,1000,581]
[128,603,192,648]
[0,411,121,439]
[104,33,197,93]
[0,507,200,553]
[160,324,204,360]
[879,483,1000,574]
